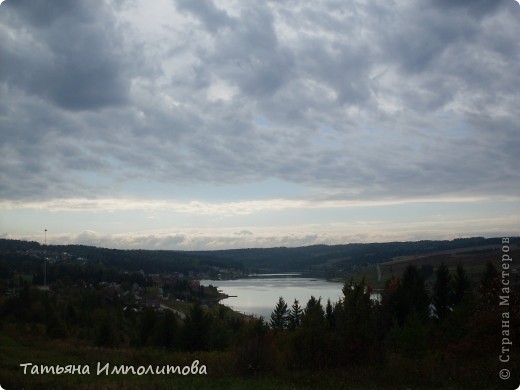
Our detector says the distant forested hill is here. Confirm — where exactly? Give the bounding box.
[193,237,516,275]
[0,240,243,275]
[1,236,516,277]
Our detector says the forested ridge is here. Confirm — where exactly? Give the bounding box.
[193,236,511,275]
[1,236,514,277]
[0,239,243,277]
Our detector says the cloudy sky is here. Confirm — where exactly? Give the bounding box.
[1,0,519,250]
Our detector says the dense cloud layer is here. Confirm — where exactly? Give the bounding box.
[0,0,519,248]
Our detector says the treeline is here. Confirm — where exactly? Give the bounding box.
[265,262,516,367]
[0,282,248,352]
[0,287,269,374]
[0,239,243,275]
[2,237,517,277]
[0,251,150,288]
[250,261,519,387]
[194,237,513,274]
[49,245,244,273]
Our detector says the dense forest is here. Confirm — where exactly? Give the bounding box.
[0,238,519,388]
[1,236,514,277]
[193,236,510,274]
[0,239,243,276]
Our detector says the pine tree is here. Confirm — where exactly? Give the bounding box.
[138,308,157,347]
[325,298,336,329]
[479,261,500,305]
[96,314,118,347]
[337,279,375,363]
[269,296,288,331]
[301,296,326,329]
[452,265,471,306]
[292,296,327,367]
[287,299,303,331]
[396,265,430,325]
[432,262,452,321]
[480,261,499,292]
[153,310,178,350]
[183,301,210,351]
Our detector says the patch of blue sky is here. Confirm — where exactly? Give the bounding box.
[320,126,334,134]
[448,123,471,138]
[80,170,113,186]
[312,137,337,148]
[431,112,472,138]
[312,126,339,148]
[188,178,310,202]
[432,111,455,121]
[355,124,393,147]
[254,116,273,127]
[362,124,383,133]
[1,209,51,236]
[0,208,129,237]
[122,177,310,202]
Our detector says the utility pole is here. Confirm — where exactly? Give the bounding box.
[44,229,47,289]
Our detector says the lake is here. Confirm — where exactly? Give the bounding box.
[201,274,346,319]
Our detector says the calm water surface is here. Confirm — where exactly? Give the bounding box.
[201,275,345,319]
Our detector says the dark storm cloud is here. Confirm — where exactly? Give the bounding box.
[431,0,506,18]
[5,0,81,28]
[175,0,234,33]
[180,2,294,98]
[1,0,519,203]
[0,0,135,110]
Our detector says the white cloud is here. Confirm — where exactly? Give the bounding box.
[207,79,239,101]
[9,212,519,251]
[0,195,505,216]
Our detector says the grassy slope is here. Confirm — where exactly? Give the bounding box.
[352,245,520,290]
[0,328,514,390]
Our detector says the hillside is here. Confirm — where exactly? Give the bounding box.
[0,239,243,276]
[353,242,520,290]
[1,236,517,279]
[193,236,518,277]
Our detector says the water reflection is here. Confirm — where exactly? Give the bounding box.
[201,276,345,319]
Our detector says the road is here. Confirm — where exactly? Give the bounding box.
[160,304,186,319]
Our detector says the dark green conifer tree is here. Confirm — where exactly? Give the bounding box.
[432,262,452,321]
[153,310,178,350]
[183,301,210,351]
[337,279,375,363]
[395,265,430,325]
[452,265,471,306]
[325,298,336,329]
[287,299,302,331]
[138,307,157,347]
[301,296,326,328]
[478,260,501,307]
[270,296,288,331]
[292,296,327,368]
[96,314,118,347]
